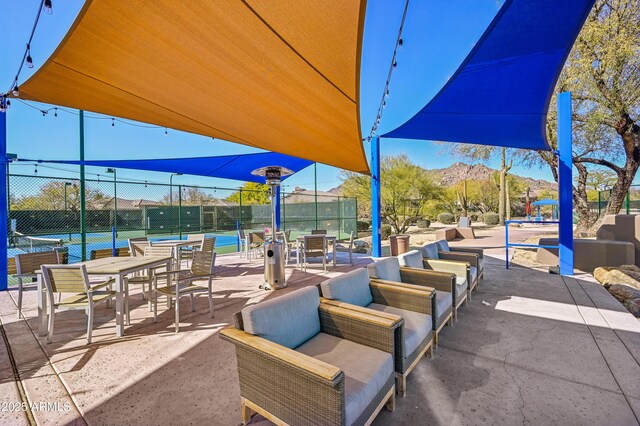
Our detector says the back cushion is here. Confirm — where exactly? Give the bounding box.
[242,286,321,349]
[397,250,424,269]
[367,257,402,282]
[436,240,450,251]
[420,243,440,259]
[321,268,373,307]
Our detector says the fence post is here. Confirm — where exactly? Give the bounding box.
[282,189,286,231]
[625,191,630,214]
[337,196,341,240]
[0,106,7,290]
[178,185,182,238]
[80,110,87,261]
[355,196,359,237]
[597,191,601,217]
[239,189,243,230]
[314,163,318,230]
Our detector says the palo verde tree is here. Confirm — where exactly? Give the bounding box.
[226,182,270,205]
[340,155,441,234]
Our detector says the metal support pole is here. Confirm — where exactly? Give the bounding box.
[239,189,243,229]
[80,110,87,261]
[282,189,286,231]
[0,108,8,290]
[558,92,574,276]
[337,196,341,240]
[598,191,601,217]
[314,163,318,230]
[178,185,182,238]
[275,185,281,231]
[371,136,382,258]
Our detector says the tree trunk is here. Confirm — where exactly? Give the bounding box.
[498,148,512,226]
[573,163,594,236]
[505,178,511,221]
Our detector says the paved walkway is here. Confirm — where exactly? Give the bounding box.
[0,230,638,425]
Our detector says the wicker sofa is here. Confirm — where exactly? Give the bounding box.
[368,257,454,347]
[320,268,434,397]
[220,286,397,426]
[398,249,468,319]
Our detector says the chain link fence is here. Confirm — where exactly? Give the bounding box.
[7,174,357,267]
[592,185,640,216]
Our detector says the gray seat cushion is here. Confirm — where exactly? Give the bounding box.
[296,332,394,426]
[321,268,373,307]
[434,291,452,325]
[470,266,478,284]
[397,250,424,269]
[456,277,468,298]
[436,240,450,251]
[242,286,320,349]
[366,303,432,356]
[420,243,440,260]
[367,257,402,282]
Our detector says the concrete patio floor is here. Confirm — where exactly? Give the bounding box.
[1,227,639,425]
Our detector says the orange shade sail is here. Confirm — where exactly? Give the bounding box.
[13,0,370,174]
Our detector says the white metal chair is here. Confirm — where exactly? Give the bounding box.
[153,251,217,332]
[14,250,60,318]
[40,264,115,344]
[128,237,149,257]
[237,230,249,258]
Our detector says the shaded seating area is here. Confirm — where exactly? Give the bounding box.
[220,286,396,425]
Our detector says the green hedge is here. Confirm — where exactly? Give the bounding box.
[437,213,455,224]
[483,212,500,225]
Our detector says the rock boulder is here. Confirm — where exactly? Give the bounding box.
[608,284,640,304]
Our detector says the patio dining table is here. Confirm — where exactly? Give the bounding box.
[36,255,173,338]
[295,235,337,267]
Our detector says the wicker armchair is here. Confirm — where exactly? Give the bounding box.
[435,239,484,285]
[320,268,434,397]
[220,286,397,426]
[368,257,454,347]
[398,249,468,318]
[422,242,479,297]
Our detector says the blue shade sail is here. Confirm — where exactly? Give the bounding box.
[21,152,313,184]
[383,0,595,150]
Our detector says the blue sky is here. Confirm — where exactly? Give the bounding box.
[2,0,556,196]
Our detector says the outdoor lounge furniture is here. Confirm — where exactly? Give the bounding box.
[302,234,328,272]
[40,264,116,344]
[333,231,355,264]
[152,251,217,332]
[14,250,61,319]
[248,232,265,260]
[220,286,397,426]
[398,249,468,318]
[237,230,249,258]
[368,257,454,347]
[434,239,484,286]
[435,226,476,241]
[320,268,434,397]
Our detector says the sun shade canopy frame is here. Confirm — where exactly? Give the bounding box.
[10,0,369,174]
[19,152,313,184]
[383,0,596,151]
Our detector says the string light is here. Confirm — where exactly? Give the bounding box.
[12,85,19,97]
[54,107,57,117]
[44,0,53,15]
[111,118,115,127]
[26,45,34,69]
[164,127,168,135]
[367,0,410,140]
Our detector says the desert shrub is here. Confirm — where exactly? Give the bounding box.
[469,212,480,222]
[381,224,392,240]
[437,213,455,224]
[483,212,500,226]
[357,220,370,231]
[416,219,431,229]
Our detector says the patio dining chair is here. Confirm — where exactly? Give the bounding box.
[220,286,397,425]
[14,250,61,319]
[152,250,217,332]
[128,237,150,257]
[40,264,115,344]
[320,268,434,396]
[302,235,328,272]
[368,257,455,347]
[237,230,249,258]
[333,231,355,264]
[248,232,265,260]
[124,246,174,323]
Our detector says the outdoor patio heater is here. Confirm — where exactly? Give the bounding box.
[251,166,293,290]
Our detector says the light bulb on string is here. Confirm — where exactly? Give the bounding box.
[44,0,53,15]
[26,45,33,69]
[111,118,115,127]
[398,38,403,47]
[54,108,57,117]
[392,59,397,68]
[12,85,19,96]
[164,127,168,136]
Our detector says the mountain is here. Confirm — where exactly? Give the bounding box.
[328,162,556,197]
